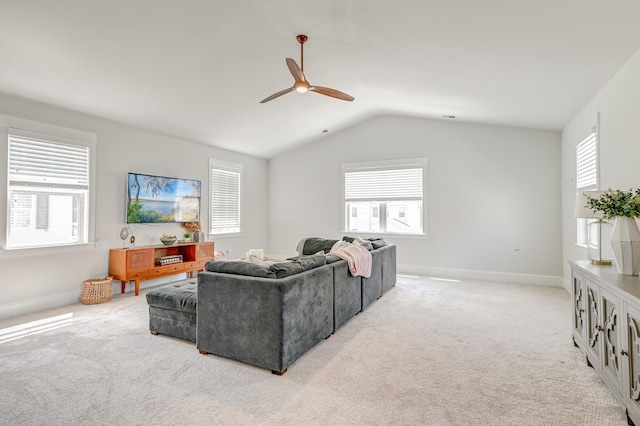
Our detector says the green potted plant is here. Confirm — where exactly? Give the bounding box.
[587,189,640,275]
[587,188,640,218]
[182,221,203,242]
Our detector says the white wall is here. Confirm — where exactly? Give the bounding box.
[0,93,268,320]
[561,48,640,286]
[268,115,562,285]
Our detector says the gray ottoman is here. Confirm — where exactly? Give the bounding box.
[146,279,197,342]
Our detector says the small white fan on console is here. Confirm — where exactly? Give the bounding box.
[119,227,129,248]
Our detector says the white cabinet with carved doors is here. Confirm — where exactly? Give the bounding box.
[570,260,639,425]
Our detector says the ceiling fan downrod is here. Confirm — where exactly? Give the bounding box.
[297,34,307,72]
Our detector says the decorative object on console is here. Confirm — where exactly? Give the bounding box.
[610,216,640,276]
[118,225,136,248]
[182,221,204,242]
[119,226,130,249]
[158,255,183,266]
[587,189,640,275]
[574,190,614,265]
[160,234,177,246]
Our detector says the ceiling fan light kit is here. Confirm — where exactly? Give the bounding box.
[260,34,354,103]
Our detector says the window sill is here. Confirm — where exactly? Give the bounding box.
[0,242,97,258]
[341,231,428,240]
[208,232,243,239]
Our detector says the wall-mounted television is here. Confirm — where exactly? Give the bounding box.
[126,172,201,223]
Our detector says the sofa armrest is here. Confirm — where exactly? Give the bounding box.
[379,244,397,293]
[196,265,333,373]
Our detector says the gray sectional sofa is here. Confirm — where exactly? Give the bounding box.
[196,238,396,374]
[147,237,396,375]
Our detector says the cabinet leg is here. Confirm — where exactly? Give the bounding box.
[586,356,593,368]
[627,409,635,426]
[135,280,140,296]
[121,280,126,294]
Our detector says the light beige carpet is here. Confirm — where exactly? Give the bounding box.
[0,275,627,425]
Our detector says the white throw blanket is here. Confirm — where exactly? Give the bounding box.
[330,241,372,278]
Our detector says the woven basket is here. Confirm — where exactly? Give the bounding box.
[80,276,113,305]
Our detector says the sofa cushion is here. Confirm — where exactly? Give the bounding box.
[297,237,339,255]
[204,260,276,278]
[248,255,277,268]
[368,238,388,249]
[146,280,197,314]
[269,254,327,278]
[342,236,374,251]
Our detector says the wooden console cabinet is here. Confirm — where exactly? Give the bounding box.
[570,260,640,425]
[109,241,214,296]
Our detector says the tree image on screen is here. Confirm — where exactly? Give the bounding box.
[127,173,200,223]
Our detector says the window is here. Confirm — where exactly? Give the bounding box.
[6,129,93,249]
[342,158,427,236]
[576,126,598,246]
[209,159,242,235]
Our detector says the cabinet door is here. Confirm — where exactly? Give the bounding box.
[585,280,602,367]
[127,249,154,271]
[622,303,640,424]
[197,242,214,260]
[571,270,586,348]
[600,287,623,398]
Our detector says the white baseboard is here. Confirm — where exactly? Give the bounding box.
[397,264,563,287]
[0,273,194,321]
[0,290,80,321]
[271,255,564,287]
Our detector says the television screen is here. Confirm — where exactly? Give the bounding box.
[126,172,201,223]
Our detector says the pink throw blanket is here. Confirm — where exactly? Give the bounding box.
[330,243,372,278]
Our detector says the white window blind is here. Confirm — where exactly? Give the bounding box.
[210,160,242,234]
[9,134,89,189]
[345,168,423,201]
[576,132,597,190]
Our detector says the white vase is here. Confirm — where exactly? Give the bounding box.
[610,216,640,275]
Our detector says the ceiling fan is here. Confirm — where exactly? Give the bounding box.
[260,34,355,103]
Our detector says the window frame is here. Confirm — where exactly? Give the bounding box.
[209,158,242,237]
[1,115,96,254]
[341,157,427,239]
[575,117,599,247]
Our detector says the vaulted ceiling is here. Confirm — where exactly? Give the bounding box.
[1,1,639,158]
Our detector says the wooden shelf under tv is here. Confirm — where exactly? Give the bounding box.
[108,241,214,296]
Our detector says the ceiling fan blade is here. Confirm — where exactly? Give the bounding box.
[259,87,294,103]
[286,58,306,83]
[309,86,355,102]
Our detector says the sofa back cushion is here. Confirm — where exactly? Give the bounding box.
[204,260,276,278]
[297,237,339,255]
[269,254,327,278]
